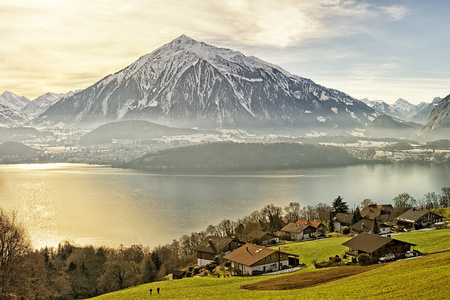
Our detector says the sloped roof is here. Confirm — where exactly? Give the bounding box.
[224,243,297,266]
[246,230,278,241]
[350,219,374,233]
[342,232,415,254]
[361,206,381,220]
[395,209,430,223]
[194,236,238,254]
[296,219,324,228]
[281,222,311,234]
[361,204,394,220]
[333,213,353,224]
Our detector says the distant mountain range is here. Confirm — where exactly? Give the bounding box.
[361,97,441,124]
[0,91,66,125]
[31,35,379,134]
[1,35,449,140]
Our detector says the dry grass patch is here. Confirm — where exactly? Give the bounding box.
[242,265,384,291]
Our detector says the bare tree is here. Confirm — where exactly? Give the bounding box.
[0,209,31,296]
[284,202,301,223]
[316,203,332,222]
[360,198,372,208]
[261,205,284,233]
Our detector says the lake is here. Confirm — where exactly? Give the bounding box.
[0,163,449,249]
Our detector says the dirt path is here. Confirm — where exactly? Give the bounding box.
[242,265,383,291]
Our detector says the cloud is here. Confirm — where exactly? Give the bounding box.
[0,0,411,99]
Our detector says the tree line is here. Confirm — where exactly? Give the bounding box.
[1,187,449,299]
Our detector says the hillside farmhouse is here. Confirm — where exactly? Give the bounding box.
[281,223,316,241]
[395,208,444,229]
[350,219,391,235]
[194,236,244,267]
[361,204,394,222]
[342,233,415,258]
[224,243,299,276]
[332,213,353,232]
[245,230,279,245]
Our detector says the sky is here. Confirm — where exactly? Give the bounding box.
[1,0,450,104]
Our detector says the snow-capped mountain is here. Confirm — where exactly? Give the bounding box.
[362,97,442,124]
[21,92,65,117]
[33,35,378,133]
[0,103,29,126]
[0,91,30,111]
[410,97,442,124]
[422,94,450,138]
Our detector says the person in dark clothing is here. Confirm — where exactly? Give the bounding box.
[157,287,160,294]
[149,288,153,295]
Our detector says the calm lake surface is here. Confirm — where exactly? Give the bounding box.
[0,163,449,249]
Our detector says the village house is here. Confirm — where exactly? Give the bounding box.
[332,213,353,232]
[342,232,415,258]
[281,222,316,241]
[224,243,299,276]
[395,208,444,229]
[194,236,244,267]
[349,219,391,235]
[245,230,279,245]
[296,219,326,233]
[361,204,394,222]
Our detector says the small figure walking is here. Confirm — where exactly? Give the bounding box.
[157,287,160,295]
[149,288,152,295]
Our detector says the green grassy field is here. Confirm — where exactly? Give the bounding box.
[90,229,450,300]
[274,236,351,266]
[393,228,450,253]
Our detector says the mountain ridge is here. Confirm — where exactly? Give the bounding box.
[32,35,379,134]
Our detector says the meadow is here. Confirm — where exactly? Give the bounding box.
[90,229,450,300]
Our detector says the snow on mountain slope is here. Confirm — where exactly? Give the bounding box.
[0,103,29,126]
[21,92,65,117]
[33,35,378,133]
[0,91,30,111]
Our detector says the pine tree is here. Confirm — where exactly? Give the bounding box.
[332,196,349,214]
[371,218,380,234]
[351,207,363,225]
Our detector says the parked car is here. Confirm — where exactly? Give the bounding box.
[379,253,395,262]
[405,250,420,258]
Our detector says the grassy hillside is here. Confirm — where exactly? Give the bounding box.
[274,236,351,266]
[91,251,450,299]
[91,229,450,299]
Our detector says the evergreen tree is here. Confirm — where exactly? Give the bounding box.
[351,207,363,225]
[332,196,349,214]
[328,212,335,232]
[371,218,380,234]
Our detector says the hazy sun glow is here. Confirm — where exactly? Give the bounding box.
[1,1,449,103]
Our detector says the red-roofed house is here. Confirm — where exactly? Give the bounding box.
[224,243,299,276]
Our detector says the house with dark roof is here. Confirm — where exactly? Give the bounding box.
[332,213,353,232]
[361,204,394,222]
[194,236,244,267]
[224,243,299,275]
[245,230,279,245]
[342,232,415,258]
[349,219,391,235]
[395,208,444,229]
[281,222,316,241]
[296,219,326,232]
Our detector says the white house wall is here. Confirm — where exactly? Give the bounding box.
[197,258,213,267]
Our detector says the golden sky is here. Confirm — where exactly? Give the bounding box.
[2,0,450,104]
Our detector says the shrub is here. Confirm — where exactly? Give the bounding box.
[205,263,217,272]
[342,227,350,234]
[357,253,371,265]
